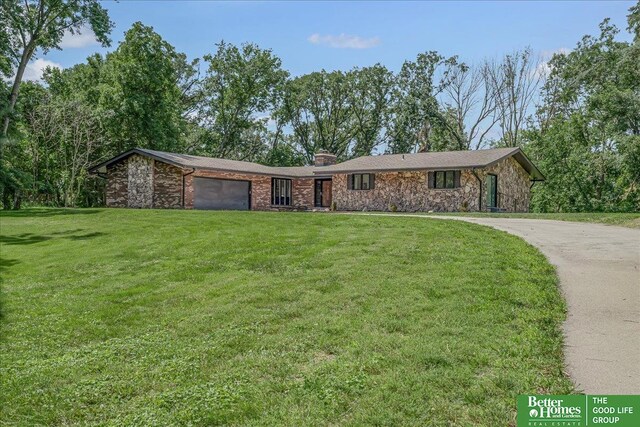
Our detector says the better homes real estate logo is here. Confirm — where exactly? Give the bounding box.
[517,395,640,427]
[519,395,583,425]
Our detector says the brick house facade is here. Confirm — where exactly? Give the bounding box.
[92,147,543,213]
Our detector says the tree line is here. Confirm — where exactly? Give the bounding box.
[1,0,638,212]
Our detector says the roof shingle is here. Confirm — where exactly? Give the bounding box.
[90,147,543,180]
[316,148,520,173]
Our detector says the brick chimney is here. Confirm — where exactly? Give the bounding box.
[314,150,337,166]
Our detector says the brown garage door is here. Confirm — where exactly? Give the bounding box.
[193,177,250,210]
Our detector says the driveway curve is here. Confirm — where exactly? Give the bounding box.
[424,216,640,394]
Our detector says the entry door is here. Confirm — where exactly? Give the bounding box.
[487,174,498,209]
[314,179,332,207]
[193,177,250,210]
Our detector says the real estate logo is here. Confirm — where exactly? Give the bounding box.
[517,395,640,427]
[519,395,584,425]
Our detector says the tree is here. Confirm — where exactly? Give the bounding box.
[387,51,459,153]
[528,13,640,212]
[347,64,393,156]
[485,47,542,147]
[99,22,192,154]
[438,62,498,150]
[0,0,113,137]
[24,96,104,206]
[282,70,357,163]
[1,81,46,208]
[628,1,640,42]
[195,41,288,160]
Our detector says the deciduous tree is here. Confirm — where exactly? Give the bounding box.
[196,41,288,160]
[0,0,113,136]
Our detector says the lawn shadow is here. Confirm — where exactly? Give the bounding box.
[0,208,101,218]
[0,230,106,246]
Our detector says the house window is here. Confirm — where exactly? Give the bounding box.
[434,171,457,189]
[349,173,374,190]
[271,178,291,206]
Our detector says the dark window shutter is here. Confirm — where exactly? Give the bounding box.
[370,174,375,189]
[454,170,461,188]
[347,174,353,190]
[428,172,434,188]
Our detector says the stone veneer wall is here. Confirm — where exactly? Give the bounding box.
[332,156,531,213]
[153,162,182,208]
[127,154,154,208]
[332,170,479,212]
[105,161,128,207]
[480,156,530,212]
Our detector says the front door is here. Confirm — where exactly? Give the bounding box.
[487,174,498,209]
[314,179,332,207]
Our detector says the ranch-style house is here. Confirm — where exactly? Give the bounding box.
[89,147,544,212]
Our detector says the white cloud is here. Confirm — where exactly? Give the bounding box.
[541,47,571,58]
[22,58,62,81]
[253,114,277,129]
[59,27,99,49]
[308,33,380,49]
[536,47,570,77]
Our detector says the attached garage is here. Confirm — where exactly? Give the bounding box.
[193,177,251,210]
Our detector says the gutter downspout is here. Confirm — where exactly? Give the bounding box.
[472,168,483,212]
[182,168,196,208]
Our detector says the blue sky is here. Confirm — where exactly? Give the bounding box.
[26,1,634,80]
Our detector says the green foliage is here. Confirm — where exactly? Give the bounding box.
[196,41,288,160]
[0,145,32,209]
[0,209,574,424]
[1,0,113,135]
[347,64,394,156]
[1,22,195,207]
[283,70,355,162]
[2,4,638,212]
[281,64,396,162]
[628,1,640,41]
[261,136,306,167]
[100,22,190,153]
[528,12,640,212]
[388,52,463,153]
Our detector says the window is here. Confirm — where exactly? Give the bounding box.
[349,173,374,190]
[434,171,458,189]
[271,178,291,206]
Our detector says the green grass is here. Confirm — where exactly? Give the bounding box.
[0,208,573,426]
[431,212,640,228]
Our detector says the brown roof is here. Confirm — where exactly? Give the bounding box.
[318,147,515,172]
[90,148,326,178]
[315,147,544,179]
[90,147,543,180]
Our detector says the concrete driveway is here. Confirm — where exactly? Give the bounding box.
[424,216,640,394]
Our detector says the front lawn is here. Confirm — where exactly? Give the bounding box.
[0,209,573,426]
